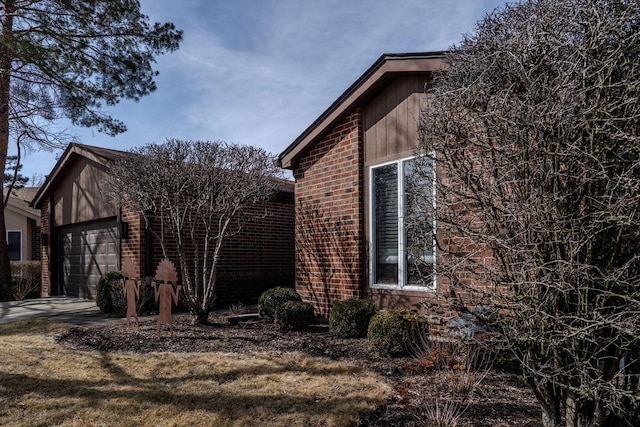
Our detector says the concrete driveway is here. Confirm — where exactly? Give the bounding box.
[0,297,112,327]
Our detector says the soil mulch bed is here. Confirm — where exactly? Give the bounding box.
[56,312,542,426]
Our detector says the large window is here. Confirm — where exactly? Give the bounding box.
[370,157,435,289]
[7,230,22,261]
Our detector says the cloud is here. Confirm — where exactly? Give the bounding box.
[13,0,507,179]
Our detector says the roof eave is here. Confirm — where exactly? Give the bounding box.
[5,203,41,222]
[278,51,446,170]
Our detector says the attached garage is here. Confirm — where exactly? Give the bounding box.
[58,220,119,298]
[32,144,130,299]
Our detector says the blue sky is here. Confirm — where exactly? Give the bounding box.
[13,0,508,182]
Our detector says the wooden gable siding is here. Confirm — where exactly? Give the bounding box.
[364,74,429,164]
[52,156,116,227]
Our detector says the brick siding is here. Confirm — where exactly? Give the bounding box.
[138,192,295,308]
[120,202,147,277]
[40,190,295,307]
[290,109,493,322]
[293,110,365,316]
[215,196,295,306]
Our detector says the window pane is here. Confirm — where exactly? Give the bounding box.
[374,164,398,284]
[7,231,21,261]
[404,158,434,286]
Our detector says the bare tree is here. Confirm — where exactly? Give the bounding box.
[416,1,640,425]
[108,139,283,325]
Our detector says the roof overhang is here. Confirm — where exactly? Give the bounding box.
[5,203,41,222]
[30,142,294,208]
[278,52,446,170]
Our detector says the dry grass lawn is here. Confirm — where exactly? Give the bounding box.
[0,319,389,426]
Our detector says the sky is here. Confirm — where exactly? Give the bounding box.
[12,0,508,183]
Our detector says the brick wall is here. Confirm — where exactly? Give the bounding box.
[215,195,295,306]
[30,220,41,261]
[144,192,295,308]
[293,110,365,317]
[289,108,495,321]
[39,191,294,306]
[120,203,147,278]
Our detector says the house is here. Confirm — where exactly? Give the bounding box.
[278,52,447,317]
[32,143,295,303]
[4,186,41,262]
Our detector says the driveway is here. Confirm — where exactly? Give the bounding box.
[0,297,112,327]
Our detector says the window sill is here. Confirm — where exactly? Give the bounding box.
[370,283,436,292]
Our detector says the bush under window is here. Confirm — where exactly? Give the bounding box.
[329,298,377,338]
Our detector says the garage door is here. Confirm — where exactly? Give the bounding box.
[59,220,119,298]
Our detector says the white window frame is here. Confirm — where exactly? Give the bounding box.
[6,230,23,262]
[369,155,436,290]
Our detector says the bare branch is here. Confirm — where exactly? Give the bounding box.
[416,1,640,425]
[107,139,283,324]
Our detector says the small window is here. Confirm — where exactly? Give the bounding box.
[370,157,435,289]
[7,231,22,261]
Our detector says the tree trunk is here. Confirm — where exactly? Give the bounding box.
[0,208,10,301]
[565,390,577,427]
[0,0,15,301]
[539,394,562,427]
[193,308,210,325]
[541,409,556,427]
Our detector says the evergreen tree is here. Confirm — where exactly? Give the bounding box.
[3,155,28,190]
[0,1,182,300]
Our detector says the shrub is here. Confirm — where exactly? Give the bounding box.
[114,276,156,316]
[367,309,429,357]
[329,299,377,338]
[96,271,123,313]
[97,272,156,316]
[258,287,302,322]
[10,261,41,300]
[275,301,315,332]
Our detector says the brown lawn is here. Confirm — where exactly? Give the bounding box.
[0,314,542,426]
